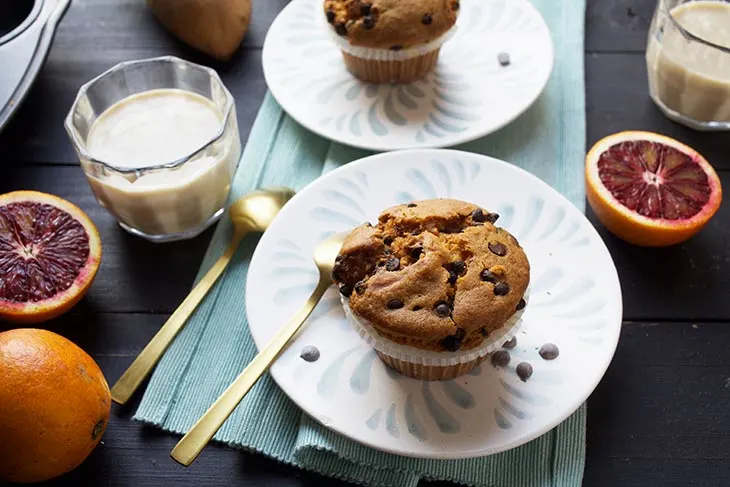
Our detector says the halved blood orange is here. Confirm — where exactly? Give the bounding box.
[586,131,722,247]
[0,191,101,323]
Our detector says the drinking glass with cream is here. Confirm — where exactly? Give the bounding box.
[646,0,730,130]
[65,56,242,242]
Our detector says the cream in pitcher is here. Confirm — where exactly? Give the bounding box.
[647,0,730,128]
[85,89,238,238]
[66,57,242,242]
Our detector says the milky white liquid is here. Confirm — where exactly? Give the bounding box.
[84,89,240,238]
[647,1,730,124]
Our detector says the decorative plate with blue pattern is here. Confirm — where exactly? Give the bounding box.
[245,150,622,459]
[261,0,554,151]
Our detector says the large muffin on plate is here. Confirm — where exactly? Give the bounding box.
[332,199,530,380]
[323,0,460,84]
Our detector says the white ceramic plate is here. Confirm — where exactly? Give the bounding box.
[246,150,622,459]
[262,0,554,151]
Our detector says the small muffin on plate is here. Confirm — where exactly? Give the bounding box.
[323,0,460,84]
[332,199,530,380]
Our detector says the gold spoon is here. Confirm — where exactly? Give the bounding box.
[170,232,346,466]
[110,187,296,406]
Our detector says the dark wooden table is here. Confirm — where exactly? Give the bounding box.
[2,1,729,486]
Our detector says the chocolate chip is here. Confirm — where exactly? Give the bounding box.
[331,265,344,283]
[385,257,400,271]
[434,301,450,317]
[407,203,417,207]
[410,247,423,260]
[383,236,393,245]
[339,284,353,297]
[503,337,517,349]
[451,260,466,275]
[390,45,403,51]
[472,208,487,222]
[442,334,462,352]
[387,299,404,310]
[335,23,348,36]
[452,0,460,10]
[494,282,510,296]
[412,305,422,311]
[516,362,533,382]
[480,327,489,337]
[481,269,497,283]
[491,350,511,367]
[539,343,560,360]
[326,10,336,23]
[498,52,511,66]
[422,13,433,25]
[362,16,375,29]
[361,3,372,15]
[516,298,526,311]
[354,281,367,294]
[447,271,458,284]
[488,242,508,256]
[486,212,499,223]
[300,346,320,362]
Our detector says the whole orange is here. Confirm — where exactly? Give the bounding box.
[0,329,111,483]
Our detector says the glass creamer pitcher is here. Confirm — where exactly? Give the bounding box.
[646,0,730,130]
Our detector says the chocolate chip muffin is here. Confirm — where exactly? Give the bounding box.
[333,199,530,380]
[323,0,460,84]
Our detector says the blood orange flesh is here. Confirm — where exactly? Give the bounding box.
[596,140,711,222]
[0,192,101,323]
[586,131,722,247]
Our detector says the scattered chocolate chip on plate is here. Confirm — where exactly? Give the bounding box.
[539,343,560,360]
[300,346,320,362]
[516,362,533,382]
[491,350,511,367]
[245,148,622,459]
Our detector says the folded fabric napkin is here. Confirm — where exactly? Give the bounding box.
[135,0,587,485]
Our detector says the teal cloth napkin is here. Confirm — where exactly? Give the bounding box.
[134,0,587,485]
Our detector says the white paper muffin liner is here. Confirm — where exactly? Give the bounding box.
[341,288,530,367]
[318,6,458,61]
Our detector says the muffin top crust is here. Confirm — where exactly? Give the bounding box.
[324,0,460,49]
[332,199,530,353]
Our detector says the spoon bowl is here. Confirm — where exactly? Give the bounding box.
[230,186,296,233]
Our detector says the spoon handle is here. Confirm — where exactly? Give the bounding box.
[110,231,247,406]
[170,277,331,467]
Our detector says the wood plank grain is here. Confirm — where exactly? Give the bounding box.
[12,320,730,487]
[0,165,211,314]
[588,171,730,321]
[585,0,655,53]
[585,321,730,486]
[586,53,730,171]
[4,162,728,320]
[52,0,285,52]
[0,0,284,166]
[0,47,267,165]
[3,1,729,486]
